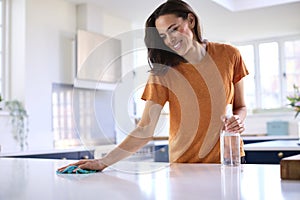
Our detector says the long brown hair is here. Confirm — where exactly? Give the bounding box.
[144,0,204,74]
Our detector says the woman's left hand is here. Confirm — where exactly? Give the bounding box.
[225,115,245,134]
[57,159,107,173]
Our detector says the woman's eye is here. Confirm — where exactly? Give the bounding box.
[160,34,166,40]
[169,27,178,33]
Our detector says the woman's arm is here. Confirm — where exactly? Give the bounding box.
[57,100,163,172]
[101,100,163,166]
[225,79,247,133]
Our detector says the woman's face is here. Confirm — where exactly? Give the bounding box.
[155,14,195,57]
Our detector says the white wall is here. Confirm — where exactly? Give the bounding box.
[10,0,26,101]
[2,0,134,151]
[9,0,76,149]
[244,112,300,137]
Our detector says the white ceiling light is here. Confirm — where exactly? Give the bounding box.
[212,0,300,11]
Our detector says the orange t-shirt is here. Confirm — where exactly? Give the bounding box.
[141,42,249,163]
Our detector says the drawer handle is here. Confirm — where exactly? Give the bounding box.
[277,152,284,158]
[82,155,89,159]
[160,148,166,153]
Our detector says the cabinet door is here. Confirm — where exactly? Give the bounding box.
[245,151,300,164]
[78,151,94,159]
[154,145,169,162]
[77,30,121,83]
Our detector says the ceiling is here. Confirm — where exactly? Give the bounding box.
[66,0,300,26]
[65,0,300,41]
[212,0,300,11]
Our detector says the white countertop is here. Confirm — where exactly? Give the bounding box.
[0,146,95,157]
[244,140,300,151]
[0,158,299,200]
[154,136,300,146]
[242,135,299,140]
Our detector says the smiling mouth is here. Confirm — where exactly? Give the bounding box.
[172,40,182,51]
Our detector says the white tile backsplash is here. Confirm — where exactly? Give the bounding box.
[244,111,300,136]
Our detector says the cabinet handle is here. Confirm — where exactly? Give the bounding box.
[277,152,284,158]
[160,148,166,153]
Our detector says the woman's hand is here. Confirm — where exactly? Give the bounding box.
[225,115,245,134]
[57,159,107,173]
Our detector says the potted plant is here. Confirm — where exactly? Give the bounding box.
[0,94,3,110]
[287,84,300,144]
[287,84,300,118]
[5,100,29,150]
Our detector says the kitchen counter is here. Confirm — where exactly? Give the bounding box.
[0,158,299,200]
[0,146,95,160]
[244,140,300,164]
[153,136,299,145]
[244,140,300,151]
[153,138,300,162]
[242,135,299,144]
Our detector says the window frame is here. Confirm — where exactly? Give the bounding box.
[0,0,9,100]
[233,35,300,113]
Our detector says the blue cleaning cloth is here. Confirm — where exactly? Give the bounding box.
[57,165,97,174]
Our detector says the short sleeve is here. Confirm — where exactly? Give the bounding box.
[232,47,249,84]
[141,74,169,106]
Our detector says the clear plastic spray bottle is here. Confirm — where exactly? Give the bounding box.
[220,104,240,166]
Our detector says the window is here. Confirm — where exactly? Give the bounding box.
[284,40,300,95]
[235,36,300,111]
[52,83,78,147]
[52,83,116,148]
[0,0,8,100]
[259,42,280,108]
[237,45,256,109]
[0,0,4,96]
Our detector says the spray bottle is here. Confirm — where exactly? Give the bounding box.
[220,104,240,166]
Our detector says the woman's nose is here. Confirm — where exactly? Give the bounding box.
[167,34,176,46]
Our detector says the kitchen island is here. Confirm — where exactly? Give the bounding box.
[0,158,299,200]
[244,140,300,164]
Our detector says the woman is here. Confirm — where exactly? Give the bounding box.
[58,0,248,172]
